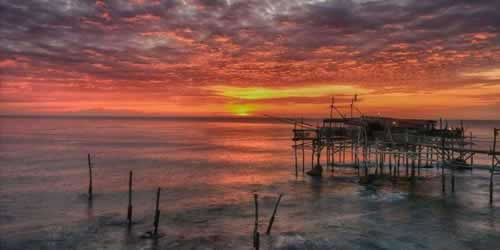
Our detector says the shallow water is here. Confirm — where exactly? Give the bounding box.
[0,117,499,249]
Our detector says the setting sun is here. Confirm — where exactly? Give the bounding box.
[227,104,255,116]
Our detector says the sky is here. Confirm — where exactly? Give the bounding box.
[1,0,500,119]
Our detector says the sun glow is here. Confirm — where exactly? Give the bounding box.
[227,104,255,116]
[209,84,371,100]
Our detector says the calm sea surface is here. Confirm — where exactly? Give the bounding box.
[0,117,499,249]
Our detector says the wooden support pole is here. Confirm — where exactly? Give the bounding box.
[411,154,416,184]
[470,132,474,166]
[368,145,371,164]
[351,141,354,163]
[451,134,456,193]
[153,187,161,236]
[405,153,409,177]
[326,146,330,170]
[302,141,305,174]
[332,143,335,173]
[311,145,315,169]
[396,153,401,177]
[253,193,260,250]
[451,164,456,193]
[389,152,393,176]
[342,141,346,163]
[266,194,283,235]
[381,152,385,175]
[426,145,430,167]
[405,130,409,177]
[441,135,446,193]
[127,171,133,228]
[294,141,298,177]
[87,153,93,201]
[490,128,498,205]
[417,145,422,176]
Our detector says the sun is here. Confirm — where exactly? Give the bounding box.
[228,104,255,116]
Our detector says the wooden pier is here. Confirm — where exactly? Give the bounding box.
[291,99,500,205]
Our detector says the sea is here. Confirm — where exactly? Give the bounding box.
[0,116,499,249]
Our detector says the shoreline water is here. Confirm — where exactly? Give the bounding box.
[1,117,499,249]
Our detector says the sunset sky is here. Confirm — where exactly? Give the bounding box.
[1,0,500,119]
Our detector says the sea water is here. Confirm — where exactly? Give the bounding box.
[0,117,499,249]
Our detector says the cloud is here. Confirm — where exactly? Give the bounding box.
[1,0,500,117]
[462,69,500,81]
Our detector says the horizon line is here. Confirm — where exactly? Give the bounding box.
[1,114,499,122]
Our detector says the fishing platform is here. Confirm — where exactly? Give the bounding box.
[289,97,500,205]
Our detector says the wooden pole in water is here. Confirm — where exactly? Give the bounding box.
[311,145,315,169]
[253,193,260,250]
[127,171,133,228]
[411,153,416,184]
[294,123,298,177]
[426,145,430,167]
[332,143,335,174]
[153,187,161,236]
[417,145,422,176]
[302,120,305,174]
[451,165,456,193]
[405,130,409,177]
[470,132,474,166]
[405,153,409,177]
[451,130,456,193]
[266,194,283,235]
[87,153,93,201]
[381,152,385,175]
[343,141,346,163]
[389,152,393,176]
[490,129,498,205]
[441,134,446,193]
[397,153,401,177]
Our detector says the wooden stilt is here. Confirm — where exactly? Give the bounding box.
[490,128,498,205]
[311,145,315,169]
[381,152,385,175]
[253,193,260,250]
[342,141,346,163]
[405,153,409,176]
[87,153,93,201]
[396,153,401,177]
[266,194,283,235]
[127,171,133,228]
[417,145,422,176]
[441,135,446,193]
[153,187,161,236]
[411,154,416,184]
[389,152,392,176]
[470,132,474,166]
[332,143,335,174]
